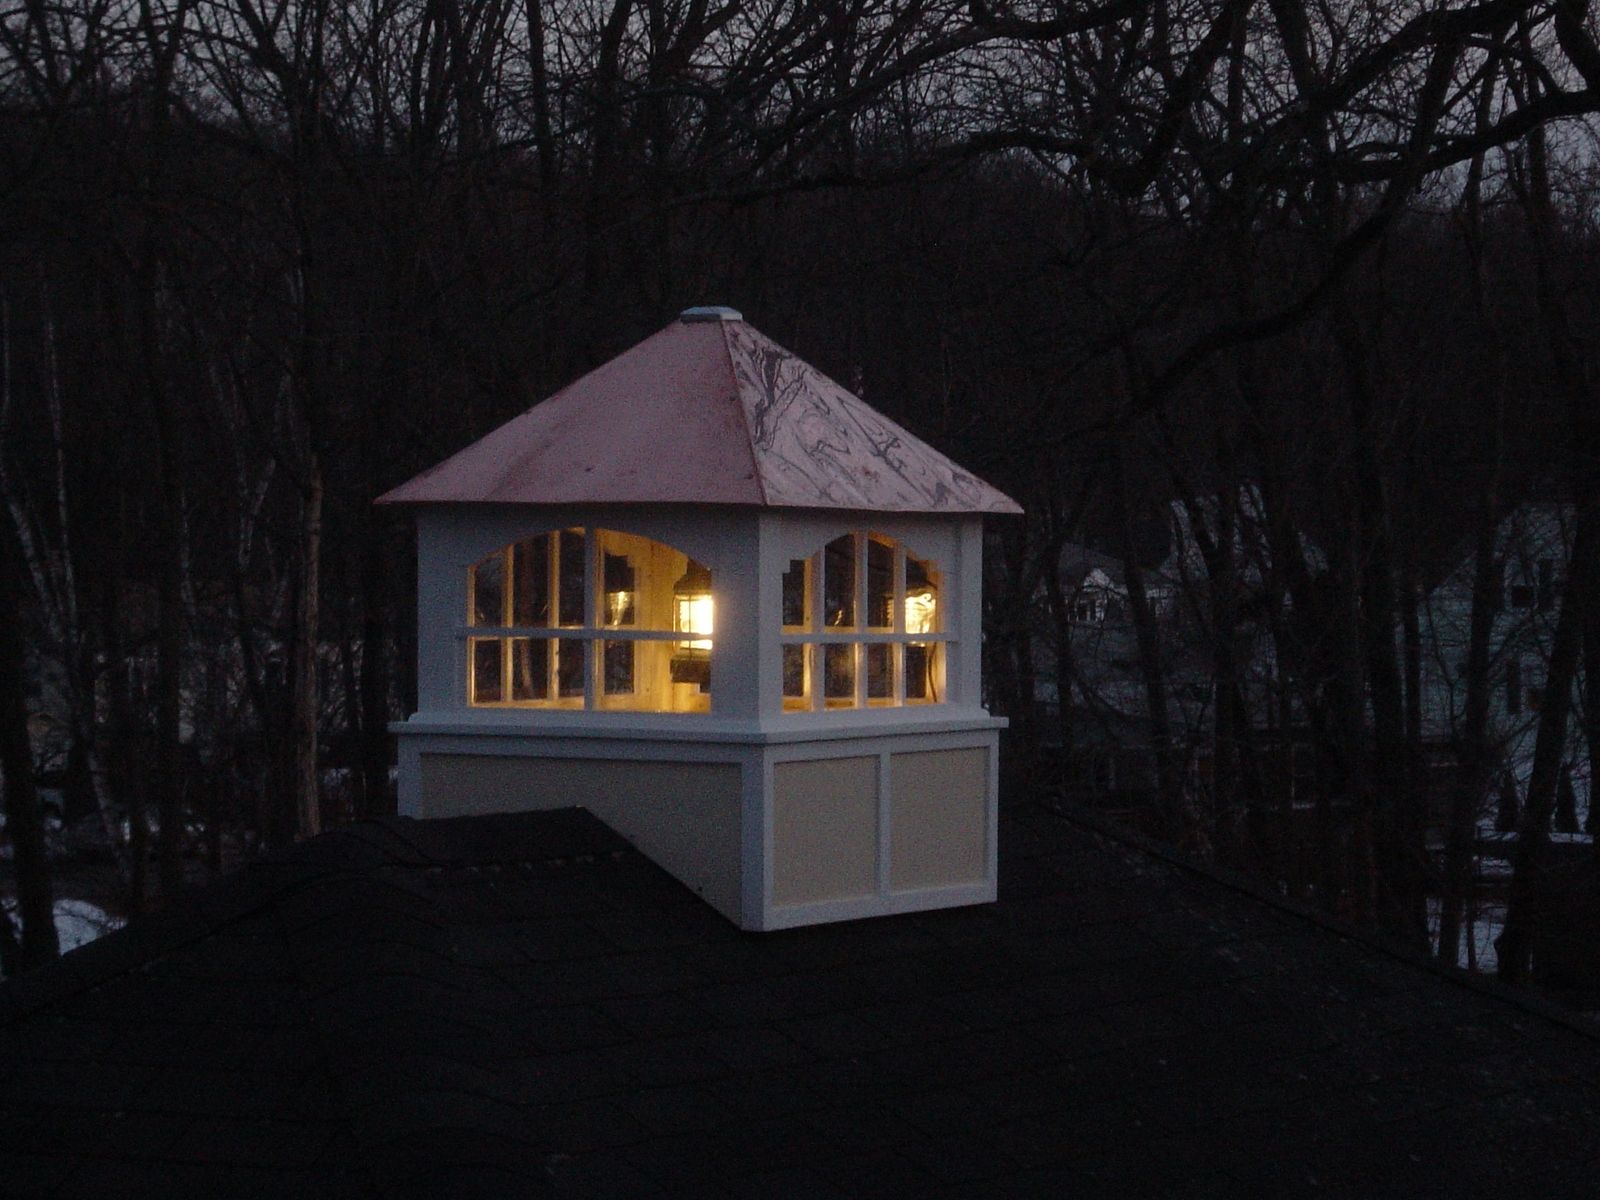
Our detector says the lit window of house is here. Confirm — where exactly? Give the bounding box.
[779,533,945,711]
[468,529,712,713]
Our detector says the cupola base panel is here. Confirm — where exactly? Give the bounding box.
[396,719,1000,930]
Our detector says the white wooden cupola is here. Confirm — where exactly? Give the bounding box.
[380,307,1020,930]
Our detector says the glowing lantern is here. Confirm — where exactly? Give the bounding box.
[904,583,937,635]
[671,561,713,688]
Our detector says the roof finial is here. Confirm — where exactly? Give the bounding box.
[680,306,743,323]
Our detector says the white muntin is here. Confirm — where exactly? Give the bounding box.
[382,308,1020,930]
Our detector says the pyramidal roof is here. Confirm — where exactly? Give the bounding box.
[378,308,1021,514]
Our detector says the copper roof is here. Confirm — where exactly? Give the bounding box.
[378,311,1021,514]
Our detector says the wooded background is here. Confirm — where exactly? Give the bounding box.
[3,0,1600,991]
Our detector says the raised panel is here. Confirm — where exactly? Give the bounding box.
[889,748,988,891]
[772,757,878,906]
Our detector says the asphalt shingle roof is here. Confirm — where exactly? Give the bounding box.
[2,804,1599,1198]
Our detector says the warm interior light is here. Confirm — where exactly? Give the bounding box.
[676,592,713,649]
[606,589,636,626]
[905,586,937,635]
[671,562,713,690]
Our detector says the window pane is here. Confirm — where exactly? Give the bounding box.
[510,638,549,701]
[905,553,939,635]
[598,529,674,632]
[824,534,855,628]
[824,643,856,707]
[472,552,505,626]
[471,530,729,713]
[866,643,893,702]
[782,558,811,629]
[471,638,503,703]
[603,552,637,627]
[783,644,809,707]
[512,534,551,627]
[556,638,585,697]
[558,529,587,627]
[867,538,893,631]
[906,643,939,702]
[596,641,709,712]
[603,639,635,694]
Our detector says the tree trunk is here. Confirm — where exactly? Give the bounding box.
[1585,577,1600,855]
[290,457,324,841]
[1438,488,1500,965]
[1499,84,1600,984]
[0,517,58,972]
[1440,114,1505,963]
[1335,306,1426,949]
[1042,554,1078,755]
[1114,438,1179,831]
[1324,508,1375,922]
[1499,506,1598,984]
[151,387,186,897]
[358,450,392,820]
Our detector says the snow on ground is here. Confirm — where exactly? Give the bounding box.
[52,899,123,952]
[1427,897,1504,973]
[2,897,124,954]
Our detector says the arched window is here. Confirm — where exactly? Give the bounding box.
[779,532,946,712]
[467,529,712,713]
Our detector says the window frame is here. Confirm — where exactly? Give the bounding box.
[779,531,953,713]
[465,529,713,712]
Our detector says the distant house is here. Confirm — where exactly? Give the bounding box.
[1036,543,1157,744]
[1418,503,1591,833]
[1035,495,1294,808]
[1035,495,1595,836]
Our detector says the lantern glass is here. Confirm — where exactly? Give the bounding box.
[603,551,637,627]
[671,560,713,691]
[905,553,939,634]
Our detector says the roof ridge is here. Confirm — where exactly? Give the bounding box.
[1043,798,1600,1043]
[720,318,770,507]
